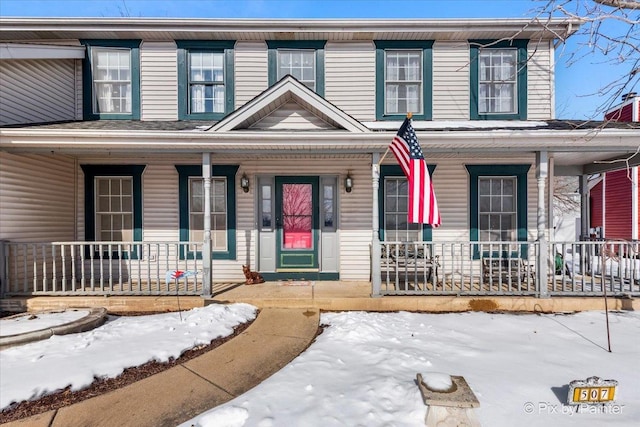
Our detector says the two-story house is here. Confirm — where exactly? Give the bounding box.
[1,18,639,299]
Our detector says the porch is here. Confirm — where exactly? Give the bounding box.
[1,240,638,300]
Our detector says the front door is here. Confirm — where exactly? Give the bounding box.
[275,176,319,270]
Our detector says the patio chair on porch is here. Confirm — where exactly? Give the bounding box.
[381,243,440,284]
[481,257,534,286]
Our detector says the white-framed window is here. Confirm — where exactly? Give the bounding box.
[95,177,133,242]
[384,177,422,242]
[384,50,423,115]
[277,49,316,90]
[188,51,225,114]
[91,47,132,114]
[189,177,228,251]
[478,177,517,241]
[478,49,517,114]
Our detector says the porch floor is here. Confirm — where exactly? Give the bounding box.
[3,281,637,314]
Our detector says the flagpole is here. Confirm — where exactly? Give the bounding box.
[378,112,412,166]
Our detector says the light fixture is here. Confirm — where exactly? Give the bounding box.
[345,172,353,193]
[240,173,250,193]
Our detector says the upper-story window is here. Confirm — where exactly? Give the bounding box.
[375,41,433,121]
[267,41,326,96]
[81,40,141,120]
[176,41,235,120]
[470,40,528,120]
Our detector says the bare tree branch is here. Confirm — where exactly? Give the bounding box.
[593,0,640,10]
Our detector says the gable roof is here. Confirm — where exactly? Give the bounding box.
[207,75,370,133]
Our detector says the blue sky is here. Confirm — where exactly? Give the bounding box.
[1,0,634,119]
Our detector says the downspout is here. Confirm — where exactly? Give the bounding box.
[536,151,549,298]
[602,174,606,238]
[202,153,212,298]
[371,152,381,297]
[633,166,639,241]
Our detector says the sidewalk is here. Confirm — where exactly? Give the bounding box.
[3,307,320,427]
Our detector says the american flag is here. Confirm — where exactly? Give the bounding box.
[389,118,441,226]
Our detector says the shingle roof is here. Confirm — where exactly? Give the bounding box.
[3,119,639,132]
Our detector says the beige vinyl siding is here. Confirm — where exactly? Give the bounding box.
[324,42,376,122]
[0,59,77,125]
[250,101,336,130]
[235,41,268,108]
[527,39,553,120]
[140,41,178,121]
[75,59,83,120]
[432,41,470,120]
[0,152,77,242]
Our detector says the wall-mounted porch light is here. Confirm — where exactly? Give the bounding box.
[240,173,250,193]
[345,172,353,193]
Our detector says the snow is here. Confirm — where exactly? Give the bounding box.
[0,303,257,410]
[0,309,89,336]
[420,372,453,392]
[364,120,549,130]
[184,310,640,427]
[2,307,638,426]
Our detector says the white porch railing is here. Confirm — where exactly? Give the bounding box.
[0,241,203,296]
[1,240,638,297]
[377,240,640,297]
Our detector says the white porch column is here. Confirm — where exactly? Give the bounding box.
[579,174,590,239]
[536,151,549,298]
[202,153,212,298]
[371,153,381,297]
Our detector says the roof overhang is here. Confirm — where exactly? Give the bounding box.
[2,127,637,155]
[0,42,85,59]
[0,17,581,42]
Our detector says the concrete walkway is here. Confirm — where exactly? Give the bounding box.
[3,308,320,427]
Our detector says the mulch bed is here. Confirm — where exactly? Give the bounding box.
[0,313,255,424]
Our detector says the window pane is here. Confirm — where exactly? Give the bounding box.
[95,176,133,242]
[385,50,422,115]
[478,176,517,242]
[384,177,421,242]
[278,50,315,90]
[92,48,132,114]
[478,49,517,114]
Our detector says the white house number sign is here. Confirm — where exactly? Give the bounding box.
[568,376,618,404]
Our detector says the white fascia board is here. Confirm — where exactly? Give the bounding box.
[0,43,85,59]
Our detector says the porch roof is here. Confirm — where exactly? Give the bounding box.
[2,119,639,174]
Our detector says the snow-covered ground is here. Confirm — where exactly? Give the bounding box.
[1,309,89,336]
[1,306,638,427]
[184,310,640,427]
[0,303,257,409]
